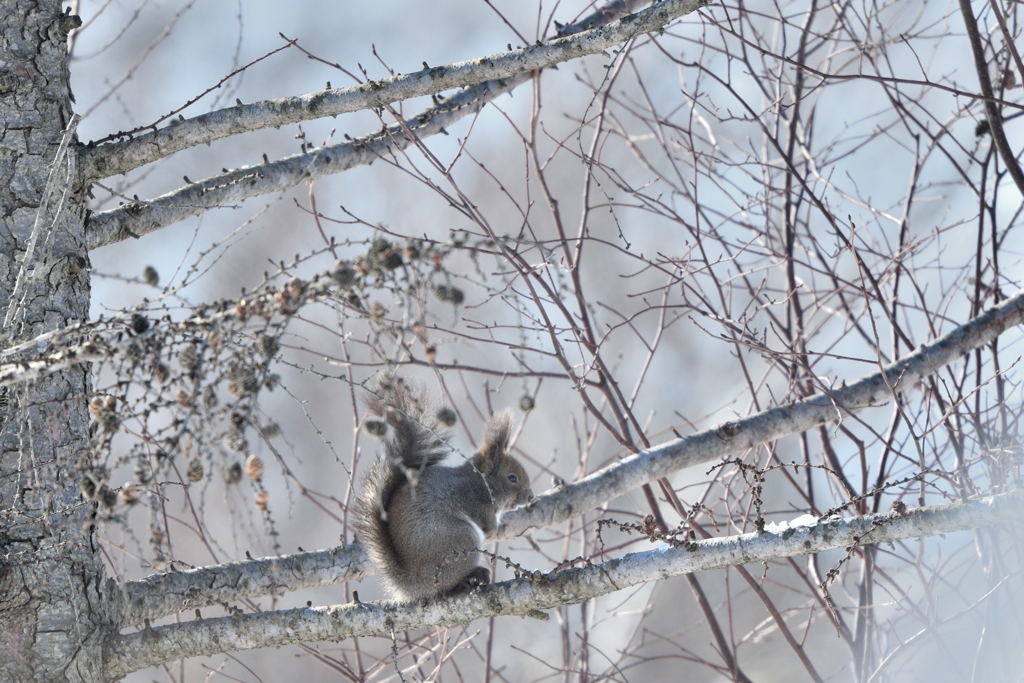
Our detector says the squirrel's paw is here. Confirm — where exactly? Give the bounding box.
[450,566,490,594]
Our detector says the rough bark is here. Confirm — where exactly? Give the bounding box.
[0,2,108,680]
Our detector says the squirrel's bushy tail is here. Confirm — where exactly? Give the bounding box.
[355,378,450,590]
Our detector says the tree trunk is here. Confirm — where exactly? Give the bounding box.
[0,1,108,680]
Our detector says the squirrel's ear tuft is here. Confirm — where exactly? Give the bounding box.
[480,409,513,462]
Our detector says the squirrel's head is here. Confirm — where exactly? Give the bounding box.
[474,409,533,508]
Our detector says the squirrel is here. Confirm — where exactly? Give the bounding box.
[355,381,533,601]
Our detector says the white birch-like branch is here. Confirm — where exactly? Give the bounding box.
[111,290,1024,625]
[497,290,1024,537]
[113,544,367,628]
[79,0,684,181]
[104,490,1024,678]
[83,0,710,250]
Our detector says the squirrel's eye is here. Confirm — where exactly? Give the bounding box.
[507,473,518,483]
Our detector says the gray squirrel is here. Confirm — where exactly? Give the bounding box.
[356,382,534,600]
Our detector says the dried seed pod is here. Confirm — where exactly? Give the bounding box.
[331,262,356,287]
[187,459,204,482]
[178,344,200,373]
[223,429,246,452]
[89,395,119,432]
[235,299,251,321]
[369,238,402,270]
[227,363,260,395]
[79,475,97,500]
[130,313,149,334]
[120,482,139,505]
[369,302,387,323]
[244,454,264,482]
[224,462,242,485]
[154,362,170,383]
[100,485,118,509]
[434,284,464,304]
[257,334,279,358]
[134,462,152,485]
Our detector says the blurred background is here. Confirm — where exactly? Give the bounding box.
[72,0,1024,680]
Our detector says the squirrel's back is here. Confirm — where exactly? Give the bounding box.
[355,380,449,599]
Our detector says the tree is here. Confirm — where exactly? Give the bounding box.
[1,0,1021,680]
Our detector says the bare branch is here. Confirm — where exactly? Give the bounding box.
[114,544,367,628]
[85,104,473,250]
[105,490,1024,678]
[80,0,702,181]
[499,289,1024,537]
[113,289,1024,623]
[957,0,1024,194]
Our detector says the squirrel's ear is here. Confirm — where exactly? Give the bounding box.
[479,409,513,464]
